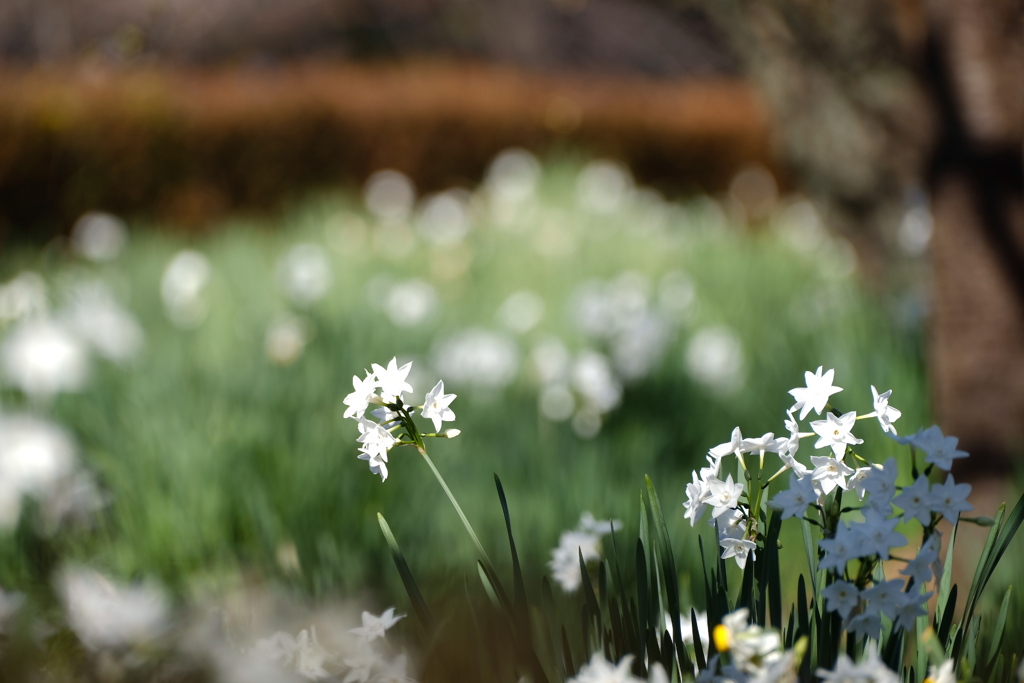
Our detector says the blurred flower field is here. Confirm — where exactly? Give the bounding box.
[0,152,935,675]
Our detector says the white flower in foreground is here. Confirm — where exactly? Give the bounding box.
[818,522,861,572]
[344,372,379,420]
[420,380,456,432]
[707,475,745,519]
[857,508,907,560]
[252,626,332,680]
[374,653,416,683]
[719,537,757,570]
[930,474,973,524]
[350,607,405,642]
[810,411,862,459]
[713,609,783,677]
[925,660,956,683]
[59,566,169,650]
[568,652,643,683]
[893,474,933,525]
[821,580,860,619]
[769,473,817,520]
[861,579,907,621]
[371,357,414,402]
[1,316,89,398]
[710,426,747,461]
[0,414,78,529]
[911,425,968,471]
[788,366,842,420]
[809,455,855,496]
[869,386,902,434]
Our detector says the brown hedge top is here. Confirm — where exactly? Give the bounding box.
[0,61,772,239]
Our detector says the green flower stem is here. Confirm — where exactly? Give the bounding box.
[416,444,494,568]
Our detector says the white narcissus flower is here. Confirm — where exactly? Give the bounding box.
[344,372,379,420]
[870,386,902,434]
[893,474,933,525]
[719,537,757,570]
[1,317,90,398]
[911,425,968,471]
[901,533,942,586]
[857,508,907,561]
[809,455,855,496]
[371,357,414,402]
[59,566,169,650]
[568,652,644,683]
[707,474,745,519]
[769,473,817,520]
[861,579,907,621]
[818,522,861,572]
[925,660,956,683]
[821,580,860,619]
[810,411,863,459]
[350,607,405,641]
[788,366,842,420]
[420,380,456,432]
[930,474,973,524]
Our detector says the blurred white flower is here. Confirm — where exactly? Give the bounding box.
[1,316,89,397]
[64,281,144,363]
[611,312,670,381]
[568,652,643,683]
[530,336,571,385]
[365,170,415,224]
[576,160,632,214]
[433,329,518,393]
[486,148,540,206]
[349,608,405,642]
[161,250,211,328]
[657,270,697,321]
[572,350,621,414]
[539,383,575,422]
[59,566,169,650]
[497,290,545,334]
[416,190,471,246]
[549,513,622,593]
[70,212,128,262]
[264,316,309,366]
[385,279,437,327]
[0,272,47,323]
[685,326,746,395]
[0,414,77,529]
[572,407,602,439]
[277,244,332,307]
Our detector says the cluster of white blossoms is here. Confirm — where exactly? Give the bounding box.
[683,367,976,639]
[549,512,623,592]
[343,357,458,481]
[250,608,412,682]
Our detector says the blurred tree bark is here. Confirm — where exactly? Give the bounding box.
[686,0,1024,466]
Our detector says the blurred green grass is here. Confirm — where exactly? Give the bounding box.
[0,155,930,605]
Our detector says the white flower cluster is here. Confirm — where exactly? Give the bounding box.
[683,367,975,640]
[343,358,457,481]
[251,608,412,682]
[549,512,623,593]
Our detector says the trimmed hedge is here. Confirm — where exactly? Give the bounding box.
[0,61,773,240]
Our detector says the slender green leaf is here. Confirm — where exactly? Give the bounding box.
[985,586,1011,669]
[377,513,434,630]
[494,475,527,616]
[937,584,957,651]
[636,539,649,669]
[936,523,958,634]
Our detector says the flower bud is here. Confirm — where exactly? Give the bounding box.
[443,429,461,439]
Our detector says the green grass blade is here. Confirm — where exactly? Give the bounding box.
[377,513,434,630]
[985,586,1011,669]
[494,475,526,615]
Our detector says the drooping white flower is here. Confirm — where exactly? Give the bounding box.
[788,366,842,420]
[869,386,902,434]
[719,537,757,570]
[420,380,456,433]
